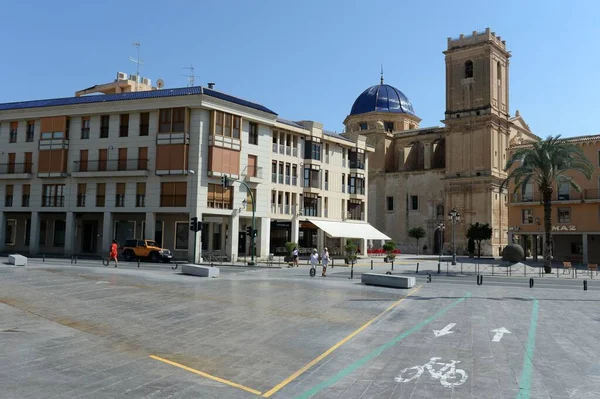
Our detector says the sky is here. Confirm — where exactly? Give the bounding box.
[1,0,599,137]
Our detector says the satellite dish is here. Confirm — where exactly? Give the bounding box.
[156,79,165,89]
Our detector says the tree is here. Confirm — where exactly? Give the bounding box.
[503,135,593,273]
[466,223,492,258]
[382,241,397,262]
[408,227,427,255]
[345,241,358,264]
[284,242,298,262]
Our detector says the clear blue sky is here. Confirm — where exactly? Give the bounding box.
[1,0,598,137]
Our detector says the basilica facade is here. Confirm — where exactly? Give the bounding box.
[343,28,537,256]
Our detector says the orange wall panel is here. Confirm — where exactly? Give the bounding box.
[208,147,240,175]
[156,145,188,171]
[38,149,67,173]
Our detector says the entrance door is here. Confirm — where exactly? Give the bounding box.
[238,232,247,254]
[82,221,98,253]
[434,228,444,255]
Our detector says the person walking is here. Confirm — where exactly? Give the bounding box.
[292,247,299,267]
[310,248,319,272]
[109,239,119,268]
[321,247,330,277]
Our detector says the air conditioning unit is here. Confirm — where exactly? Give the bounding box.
[117,72,128,81]
[142,78,151,86]
[130,74,138,83]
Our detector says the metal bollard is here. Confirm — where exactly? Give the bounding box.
[477,275,483,285]
[331,258,334,269]
[416,262,419,274]
[137,258,140,268]
[70,256,73,264]
[529,278,534,288]
[584,280,588,291]
[447,262,449,275]
[75,256,78,264]
[371,259,373,270]
[427,273,432,283]
[557,267,559,278]
[350,263,354,279]
[460,262,463,275]
[391,260,394,271]
[437,263,441,274]
[43,254,45,262]
[524,265,526,277]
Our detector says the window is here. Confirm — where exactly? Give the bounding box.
[271,161,277,183]
[175,222,189,250]
[324,170,329,190]
[77,183,86,207]
[98,149,107,171]
[39,220,47,247]
[138,147,148,170]
[521,182,533,201]
[571,242,583,255]
[139,112,150,136]
[384,121,394,132]
[7,153,15,173]
[349,150,365,169]
[79,150,88,172]
[348,174,365,195]
[558,208,571,224]
[387,196,394,211]
[304,167,320,189]
[96,183,106,207]
[115,183,126,207]
[213,111,240,138]
[342,173,345,193]
[247,155,257,177]
[53,220,66,247]
[292,164,298,186]
[119,114,129,137]
[436,204,444,218]
[22,184,30,207]
[5,184,13,207]
[42,184,65,207]
[248,121,258,144]
[348,199,364,220]
[160,182,187,207]
[9,121,17,143]
[26,121,34,142]
[136,182,146,207]
[159,108,186,133]
[118,148,127,171]
[410,195,419,210]
[303,193,319,217]
[304,140,322,161]
[81,117,90,139]
[207,183,232,209]
[359,122,368,130]
[100,115,110,138]
[325,143,330,163]
[464,60,474,78]
[4,219,16,245]
[522,209,533,224]
[558,182,570,200]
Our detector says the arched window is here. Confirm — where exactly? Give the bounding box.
[436,204,445,218]
[464,60,473,78]
[497,61,502,82]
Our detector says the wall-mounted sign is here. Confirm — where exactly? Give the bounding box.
[552,225,576,231]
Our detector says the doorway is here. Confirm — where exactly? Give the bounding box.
[82,221,98,253]
[238,232,247,254]
[434,228,444,255]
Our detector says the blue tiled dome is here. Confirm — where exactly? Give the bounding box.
[350,83,415,116]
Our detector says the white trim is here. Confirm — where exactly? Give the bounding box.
[174,221,189,251]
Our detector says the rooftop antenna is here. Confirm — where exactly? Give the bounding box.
[182,65,195,87]
[380,63,384,85]
[129,42,143,92]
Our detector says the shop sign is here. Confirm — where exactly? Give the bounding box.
[552,225,576,231]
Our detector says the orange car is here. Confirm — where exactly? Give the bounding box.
[121,239,172,263]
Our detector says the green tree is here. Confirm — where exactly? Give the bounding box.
[382,241,397,262]
[408,227,427,255]
[466,223,492,258]
[345,241,358,264]
[503,135,593,273]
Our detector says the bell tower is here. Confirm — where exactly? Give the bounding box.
[442,28,511,256]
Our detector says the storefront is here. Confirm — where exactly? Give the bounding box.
[270,221,291,255]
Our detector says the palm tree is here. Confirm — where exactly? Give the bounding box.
[504,135,593,273]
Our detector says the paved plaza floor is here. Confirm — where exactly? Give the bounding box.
[1,256,599,398]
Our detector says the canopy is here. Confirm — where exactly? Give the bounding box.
[308,220,391,240]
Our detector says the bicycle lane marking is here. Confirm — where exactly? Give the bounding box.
[294,291,473,399]
[516,298,539,399]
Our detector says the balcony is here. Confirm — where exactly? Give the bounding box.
[42,196,65,207]
[509,192,541,204]
[292,176,297,186]
[279,144,284,154]
[271,173,277,183]
[72,159,149,177]
[285,146,291,156]
[348,186,365,197]
[292,147,298,157]
[347,211,365,221]
[160,195,186,207]
[349,160,365,170]
[244,167,263,184]
[303,180,321,194]
[77,194,86,207]
[0,163,33,179]
[272,143,278,153]
[136,195,146,207]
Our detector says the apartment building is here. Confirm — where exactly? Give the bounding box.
[507,135,600,264]
[0,73,387,261]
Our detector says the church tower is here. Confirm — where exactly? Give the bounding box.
[442,28,511,256]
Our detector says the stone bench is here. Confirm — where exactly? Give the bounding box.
[361,273,415,289]
[8,254,27,266]
[181,264,219,278]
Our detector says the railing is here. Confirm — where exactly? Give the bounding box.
[278,175,283,184]
[21,195,30,207]
[272,143,278,153]
[285,146,291,156]
[284,205,290,214]
[136,195,146,207]
[278,205,283,214]
[304,180,321,189]
[42,196,64,207]
[324,209,328,217]
[77,194,86,207]
[285,176,290,185]
[0,163,33,174]
[73,159,148,172]
[325,154,329,164]
[272,173,277,183]
[349,161,365,169]
[81,128,90,139]
[342,159,346,167]
[347,211,365,221]
[115,194,125,207]
[302,207,319,217]
[349,186,365,195]
[292,176,297,186]
[9,132,17,143]
[271,203,276,213]
[279,144,284,154]
[160,195,186,207]
[291,205,297,215]
[292,148,298,157]
[26,132,34,142]
[5,196,13,207]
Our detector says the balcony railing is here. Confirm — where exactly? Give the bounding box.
[342,159,346,167]
[285,176,290,185]
[73,159,149,172]
[115,194,125,207]
[9,132,17,143]
[42,196,64,207]
[279,144,284,154]
[349,161,365,169]
[0,163,33,174]
[272,143,278,153]
[272,173,277,183]
[278,175,283,184]
[21,195,30,207]
[77,194,86,207]
[292,176,297,186]
[136,195,146,207]
[285,146,291,156]
[292,147,298,157]
[348,211,365,221]
[26,132,34,142]
[324,209,328,218]
[349,186,365,195]
[304,180,321,189]
[271,203,276,213]
[5,195,13,207]
[160,195,186,207]
[324,182,329,190]
[584,189,600,200]
[325,154,329,164]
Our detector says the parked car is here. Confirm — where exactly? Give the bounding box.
[121,239,173,263]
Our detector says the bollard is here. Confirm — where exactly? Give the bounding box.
[524,265,526,277]
[460,263,463,275]
[391,260,394,271]
[507,265,509,276]
[70,256,73,265]
[477,275,483,285]
[211,262,214,268]
[492,264,494,276]
[371,259,373,270]
[575,267,577,279]
[584,280,588,291]
[529,278,534,288]
[43,254,45,262]
[447,262,449,275]
[437,263,441,274]
[557,267,559,278]
[427,273,432,283]
[137,258,140,268]
[331,258,334,269]
[350,264,354,279]
[75,256,77,264]
[386,271,392,275]
[416,262,419,274]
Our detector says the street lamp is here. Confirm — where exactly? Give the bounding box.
[448,208,461,265]
[437,221,445,264]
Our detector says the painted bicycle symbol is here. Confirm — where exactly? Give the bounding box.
[395,357,468,388]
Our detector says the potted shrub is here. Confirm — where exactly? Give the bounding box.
[382,241,397,263]
[284,242,298,264]
[344,241,358,265]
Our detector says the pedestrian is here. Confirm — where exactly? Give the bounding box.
[292,247,299,267]
[109,239,119,268]
[310,248,319,272]
[321,247,330,277]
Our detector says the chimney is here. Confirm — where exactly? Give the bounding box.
[207,82,215,89]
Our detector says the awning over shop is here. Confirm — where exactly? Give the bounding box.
[308,220,391,240]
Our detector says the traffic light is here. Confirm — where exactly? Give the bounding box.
[246,226,252,236]
[190,217,198,232]
[221,175,230,188]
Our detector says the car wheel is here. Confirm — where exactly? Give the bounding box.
[124,251,134,262]
[150,252,160,263]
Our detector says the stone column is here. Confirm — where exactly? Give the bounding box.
[291,217,299,244]
[0,212,5,253]
[424,142,432,169]
[360,238,368,257]
[145,212,155,240]
[583,234,589,264]
[317,229,325,251]
[64,212,76,255]
[227,215,239,263]
[102,212,113,252]
[259,217,271,258]
[207,223,214,253]
[29,212,40,256]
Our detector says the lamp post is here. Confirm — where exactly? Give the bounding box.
[437,221,445,264]
[448,208,461,265]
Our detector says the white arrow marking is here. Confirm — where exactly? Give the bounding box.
[433,323,456,337]
[491,327,511,342]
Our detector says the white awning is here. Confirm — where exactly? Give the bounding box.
[309,220,391,240]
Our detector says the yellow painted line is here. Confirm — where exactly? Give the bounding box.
[149,355,262,396]
[262,285,423,398]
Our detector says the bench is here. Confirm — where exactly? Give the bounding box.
[8,254,27,266]
[562,261,573,275]
[361,273,415,289]
[181,264,219,278]
[588,263,598,276]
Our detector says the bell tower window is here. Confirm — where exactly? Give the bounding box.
[464,60,473,78]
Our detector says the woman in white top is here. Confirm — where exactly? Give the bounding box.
[321,247,330,277]
[310,249,319,271]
